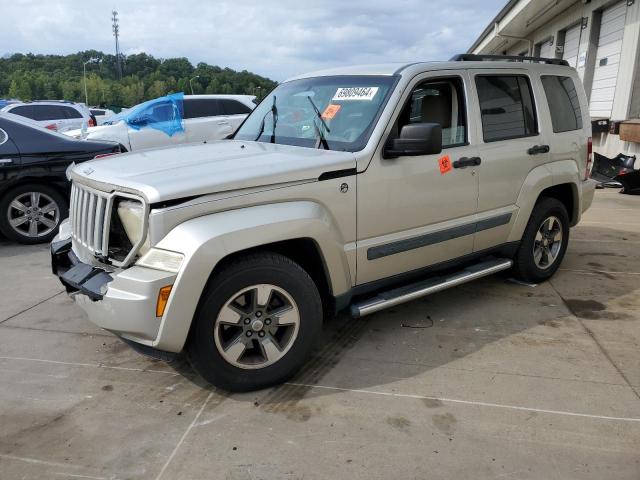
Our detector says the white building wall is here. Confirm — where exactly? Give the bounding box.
[474,0,640,159]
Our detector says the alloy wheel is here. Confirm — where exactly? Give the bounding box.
[7,191,60,239]
[533,215,563,270]
[213,284,300,369]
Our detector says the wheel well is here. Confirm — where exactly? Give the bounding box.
[212,238,334,315]
[538,184,576,225]
[0,178,69,205]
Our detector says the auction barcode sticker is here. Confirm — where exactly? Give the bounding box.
[332,87,379,101]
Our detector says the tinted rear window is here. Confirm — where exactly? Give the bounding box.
[62,106,83,119]
[91,109,106,116]
[221,99,252,115]
[476,75,537,142]
[541,75,583,132]
[31,105,65,121]
[183,99,221,119]
[9,105,35,119]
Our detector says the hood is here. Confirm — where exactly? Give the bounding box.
[65,121,129,144]
[70,140,356,203]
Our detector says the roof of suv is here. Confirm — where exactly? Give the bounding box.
[286,59,577,82]
[1,101,90,115]
[183,94,256,102]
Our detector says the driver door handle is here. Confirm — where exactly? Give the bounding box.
[453,156,481,168]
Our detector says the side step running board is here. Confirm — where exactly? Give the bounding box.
[350,258,513,318]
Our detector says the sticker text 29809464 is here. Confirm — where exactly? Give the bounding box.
[332,87,379,101]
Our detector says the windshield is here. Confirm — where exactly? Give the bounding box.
[234,75,396,152]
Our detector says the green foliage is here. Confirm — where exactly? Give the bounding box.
[0,50,277,107]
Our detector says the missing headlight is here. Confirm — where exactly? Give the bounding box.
[108,198,148,263]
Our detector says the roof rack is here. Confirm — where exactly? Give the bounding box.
[450,54,569,67]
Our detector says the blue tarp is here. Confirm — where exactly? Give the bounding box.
[104,92,185,136]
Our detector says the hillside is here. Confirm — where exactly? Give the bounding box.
[0,50,277,108]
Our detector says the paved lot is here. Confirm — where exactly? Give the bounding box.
[0,189,639,480]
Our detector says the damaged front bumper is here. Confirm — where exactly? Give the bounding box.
[51,229,178,346]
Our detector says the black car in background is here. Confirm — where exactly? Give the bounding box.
[0,113,120,244]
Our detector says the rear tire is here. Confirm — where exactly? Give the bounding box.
[0,184,67,244]
[187,252,322,392]
[512,197,569,283]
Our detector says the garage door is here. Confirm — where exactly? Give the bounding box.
[562,23,582,68]
[590,1,627,118]
[539,39,554,59]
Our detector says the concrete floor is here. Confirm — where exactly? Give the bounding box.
[0,189,639,480]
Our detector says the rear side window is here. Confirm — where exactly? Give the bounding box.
[541,75,583,132]
[221,100,252,115]
[476,75,537,142]
[9,105,35,119]
[183,99,222,119]
[31,105,65,121]
[62,106,83,119]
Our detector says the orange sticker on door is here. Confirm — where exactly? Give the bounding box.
[321,104,341,120]
[439,154,452,175]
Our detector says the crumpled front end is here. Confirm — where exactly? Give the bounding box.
[51,173,186,351]
[51,219,178,346]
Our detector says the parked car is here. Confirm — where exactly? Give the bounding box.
[66,94,255,151]
[52,55,596,391]
[89,107,116,125]
[1,100,96,132]
[0,99,19,109]
[0,112,120,244]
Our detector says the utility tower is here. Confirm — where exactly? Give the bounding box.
[112,10,122,79]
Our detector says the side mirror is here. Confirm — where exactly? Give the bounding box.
[383,123,442,159]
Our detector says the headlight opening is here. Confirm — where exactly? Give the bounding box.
[107,197,149,264]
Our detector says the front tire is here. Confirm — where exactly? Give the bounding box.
[512,197,569,283]
[187,252,322,392]
[0,184,67,244]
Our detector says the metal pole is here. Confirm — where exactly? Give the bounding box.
[83,61,88,105]
[189,76,199,95]
[112,11,122,80]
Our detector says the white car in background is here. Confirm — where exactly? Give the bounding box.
[89,107,116,125]
[67,94,256,151]
[0,101,95,132]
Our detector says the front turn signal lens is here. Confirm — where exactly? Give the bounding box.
[156,285,173,318]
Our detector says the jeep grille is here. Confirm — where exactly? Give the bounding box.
[69,182,147,267]
[70,183,110,256]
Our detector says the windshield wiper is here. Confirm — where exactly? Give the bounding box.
[269,96,277,143]
[306,96,330,150]
[254,96,278,142]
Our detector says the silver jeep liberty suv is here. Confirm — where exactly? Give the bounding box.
[52,54,596,391]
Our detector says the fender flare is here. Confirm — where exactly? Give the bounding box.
[151,201,352,352]
[508,161,580,242]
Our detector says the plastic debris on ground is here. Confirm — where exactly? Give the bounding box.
[591,152,636,188]
[102,92,185,137]
[506,278,538,288]
[615,169,640,195]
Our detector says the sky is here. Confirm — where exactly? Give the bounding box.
[0,0,504,81]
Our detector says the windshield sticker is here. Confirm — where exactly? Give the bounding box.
[321,104,341,120]
[332,87,379,101]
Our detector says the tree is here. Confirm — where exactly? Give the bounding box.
[0,50,277,107]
